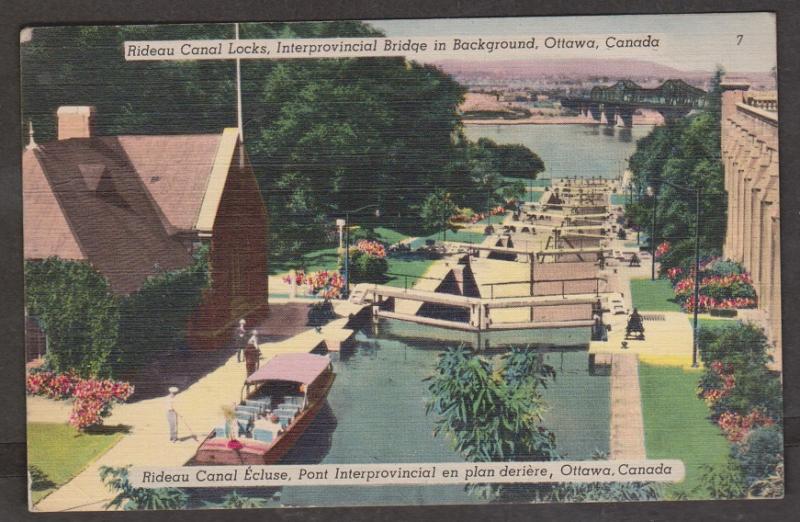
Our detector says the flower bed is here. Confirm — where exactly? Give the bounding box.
[305,270,345,300]
[695,322,783,495]
[27,370,133,430]
[663,257,757,313]
[354,239,386,259]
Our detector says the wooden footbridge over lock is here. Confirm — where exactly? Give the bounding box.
[362,284,603,333]
[352,240,616,334]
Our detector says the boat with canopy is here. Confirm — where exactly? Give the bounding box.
[192,352,335,465]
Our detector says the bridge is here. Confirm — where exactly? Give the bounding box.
[560,79,707,126]
[362,284,601,333]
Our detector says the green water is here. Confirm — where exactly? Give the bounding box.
[464,124,653,179]
[277,320,610,507]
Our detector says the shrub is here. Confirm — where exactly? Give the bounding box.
[696,458,746,499]
[113,246,209,376]
[732,426,783,487]
[25,258,119,377]
[304,270,344,300]
[346,249,389,284]
[28,465,55,491]
[26,371,133,430]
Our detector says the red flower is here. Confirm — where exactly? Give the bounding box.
[227,439,243,450]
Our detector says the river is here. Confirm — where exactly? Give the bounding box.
[464,123,654,180]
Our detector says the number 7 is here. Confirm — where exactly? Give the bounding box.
[737,35,744,45]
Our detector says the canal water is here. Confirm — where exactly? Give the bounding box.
[275,320,610,507]
[464,123,654,179]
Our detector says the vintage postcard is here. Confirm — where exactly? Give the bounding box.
[22,12,782,511]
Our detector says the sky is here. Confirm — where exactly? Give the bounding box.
[371,13,776,72]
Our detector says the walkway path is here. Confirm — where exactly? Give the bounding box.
[609,353,646,459]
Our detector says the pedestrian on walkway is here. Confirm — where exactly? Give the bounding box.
[236,318,246,362]
[244,340,261,377]
[166,386,179,443]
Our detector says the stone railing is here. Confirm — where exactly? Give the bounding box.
[743,91,778,113]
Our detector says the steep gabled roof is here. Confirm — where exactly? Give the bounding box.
[23,148,86,261]
[27,137,192,294]
[118,131,234,234]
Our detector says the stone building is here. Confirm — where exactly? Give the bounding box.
[23,106,269,356]
[720,83,781,360]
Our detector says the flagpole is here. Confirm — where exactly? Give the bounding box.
[235,22,244,143]
[234,23,245,169]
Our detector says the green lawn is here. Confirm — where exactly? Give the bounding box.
[697,318,739,331]
[27,422,125,504]
[639,364,731,498]
[373,227,409,245]
[384,257,437,288]
[630,278,682,312]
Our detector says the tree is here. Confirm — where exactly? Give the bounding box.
[625,71,726,274]
[425,346,559,500]
[25,258,119,377]
[419,190,460,240]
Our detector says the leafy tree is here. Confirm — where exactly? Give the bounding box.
[100,466,188,510]
[625,70,727,273]
[425,346,559,500]
[419,190,460,240]
[490,142,545,180]
[25,258,119,377]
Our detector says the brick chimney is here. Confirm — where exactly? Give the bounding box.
[57,106,95,140]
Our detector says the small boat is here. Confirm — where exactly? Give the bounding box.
[192,353,335,465]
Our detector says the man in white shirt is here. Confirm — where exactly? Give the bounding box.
[236,318,246,362]
[166,386,179,442]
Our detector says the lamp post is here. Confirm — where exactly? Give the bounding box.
[646,185,657,280]
[645,179,718,369]
[341,204,380,299]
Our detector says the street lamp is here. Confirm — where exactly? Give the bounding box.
[340,204,381,299]
[645,179,720,369]
[646,185,657,281]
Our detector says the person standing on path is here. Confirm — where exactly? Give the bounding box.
[244,337,261,377]
[166,386,179,443]
[236,318,246,362]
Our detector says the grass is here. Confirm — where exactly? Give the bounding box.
[697,317,740,331]
[384,257,437,288]
[630,278,682,312]
[638,364,731,498]
[373,227,409,245]
[27,422,125,504]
